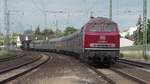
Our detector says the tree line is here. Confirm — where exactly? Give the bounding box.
[125,18,150,45]
[24,26,78,40]
[134,19,150,45]
[0,33,19,46]
[0,26,78,46]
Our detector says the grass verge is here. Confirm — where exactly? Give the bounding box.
[120,51,145,60]
[0,50,15,60]
[120,51,150,61]
[120,45,150,60]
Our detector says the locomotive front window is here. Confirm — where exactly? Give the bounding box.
[89,24,103,32]
[104,24,116,32]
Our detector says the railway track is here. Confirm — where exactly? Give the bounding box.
[0,53,49,83]
[115,59,150,84]
[88,66,116,84]
[0,52,25,62]
[119,59,150,69]
[110,68,149,84]
[87,64,150,84]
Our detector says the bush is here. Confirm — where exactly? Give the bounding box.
[143,55,150,61]
[0,50,15,59]
[120,51,143,59]
[120,53,124,58]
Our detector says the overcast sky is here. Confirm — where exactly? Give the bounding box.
[0,0,150,33]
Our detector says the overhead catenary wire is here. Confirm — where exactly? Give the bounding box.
[28,0,145,33]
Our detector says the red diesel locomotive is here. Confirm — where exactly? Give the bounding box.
[28,17,120,65]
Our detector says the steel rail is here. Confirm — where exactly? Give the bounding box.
[110,68,150,84]
[0,53,49,83]
[119,59,150,69]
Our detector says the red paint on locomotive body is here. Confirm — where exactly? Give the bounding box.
[83,17,120,49]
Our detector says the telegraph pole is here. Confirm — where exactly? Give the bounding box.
[0,23,1,34]
[143,0,147,59]
[0,17,1,34]
[4,0,10,50]
[43,11,47,28]
[67,11,70,26]
[109,0,112,20]
[55,19,58,29]
[55,19,59,37]
[6,10,10,50]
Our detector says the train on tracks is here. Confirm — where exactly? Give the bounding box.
[21,17,120,66]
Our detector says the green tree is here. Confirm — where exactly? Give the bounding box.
[35,26,41,35]
[134,15,143,45]
[134,19,150,45]
[55,28,63,37]
[133,30,143,45]
[0,33,4,46]
[23,29,33,35]
[34,26,41,39]
[10,33,19,45]
[63,26,78,36]
[42,29,55,39]
[42,29,49,36]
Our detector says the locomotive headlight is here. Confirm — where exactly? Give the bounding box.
[90,43,95,47]
[111,44,115,47]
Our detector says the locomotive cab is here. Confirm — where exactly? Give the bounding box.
[83,19,120,65]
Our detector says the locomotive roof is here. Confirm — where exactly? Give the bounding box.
[87,17,115,24]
